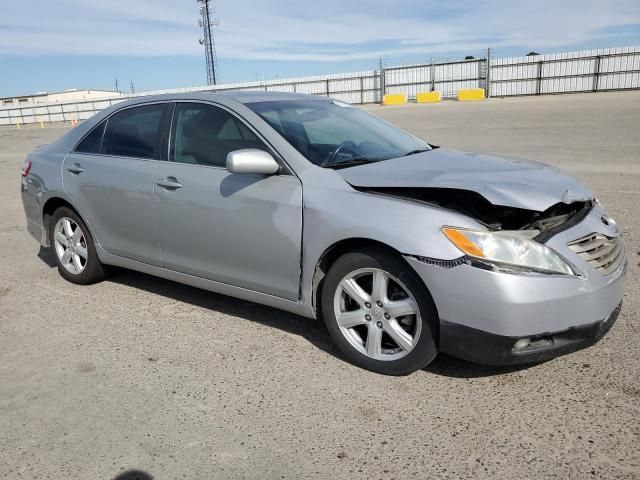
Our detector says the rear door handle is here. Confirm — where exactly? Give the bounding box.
[67,163,84,174]
[157,177,183,190]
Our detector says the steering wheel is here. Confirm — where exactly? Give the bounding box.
[323,141,359,166]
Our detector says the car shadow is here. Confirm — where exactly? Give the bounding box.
[106,267,339,358]
[108,267,535,379]
[37,247,536,379]
[424,354,538,379]
[111,470,153,480]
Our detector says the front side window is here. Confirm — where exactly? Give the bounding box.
[102,104,166,159]
[170,103,266,167]
[247,100,429,168]
[75,121,106,154]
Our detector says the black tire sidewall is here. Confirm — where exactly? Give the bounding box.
[49,207,105,285]
[321,247,438,375]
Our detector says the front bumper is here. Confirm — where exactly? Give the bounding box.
[440,302,622,365]
[406,252,626,337]
[404,204,627,365]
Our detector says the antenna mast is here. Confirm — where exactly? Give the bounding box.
[198,0,219,85]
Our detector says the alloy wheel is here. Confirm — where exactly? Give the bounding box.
[333,268,421,361]
[53,216,88,275]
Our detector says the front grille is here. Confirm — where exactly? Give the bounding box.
[567,233,625,275]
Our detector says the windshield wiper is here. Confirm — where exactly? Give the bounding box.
[402,147,431,157]
[325,158,373,170]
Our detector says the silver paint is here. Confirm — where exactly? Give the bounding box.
[226,149,280,175]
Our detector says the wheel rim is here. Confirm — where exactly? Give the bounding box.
[333,268,422,361]
[53,217,88,275]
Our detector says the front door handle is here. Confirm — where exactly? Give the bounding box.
[157,177,183,190]
[67,163,84,174]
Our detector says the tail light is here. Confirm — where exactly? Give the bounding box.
[21,159,32,177]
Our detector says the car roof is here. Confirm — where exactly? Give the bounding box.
[217,91,325,103]
[118,90,330,107]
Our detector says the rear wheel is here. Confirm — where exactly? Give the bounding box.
[49,207,106,285]
[321,248,438,375]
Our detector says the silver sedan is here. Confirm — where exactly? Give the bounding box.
[21,92,626,375]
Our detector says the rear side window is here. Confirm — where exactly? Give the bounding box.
[75,121,106,154]
[102,104,166,159]
[170,103,267,167]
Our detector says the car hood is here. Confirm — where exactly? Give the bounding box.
[337,148,593,212]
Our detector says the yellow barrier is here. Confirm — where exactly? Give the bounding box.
[416,91,442,103]
[382,94,407,106]
[457,88,485,101]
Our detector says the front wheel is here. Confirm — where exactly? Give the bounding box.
[321,248,438,375]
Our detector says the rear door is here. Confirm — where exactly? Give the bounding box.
[154,101,303,300]
[63,103,169,266]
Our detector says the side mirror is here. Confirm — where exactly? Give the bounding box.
[226,149,280,175]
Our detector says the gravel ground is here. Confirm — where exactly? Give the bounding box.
[1,91,639,479]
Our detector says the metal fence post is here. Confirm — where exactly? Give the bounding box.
[485,47,492,98]
[379,58,386,103]
[536,60,543,95]
[430,57,435,92]
[325,79,330,97]
[360,76,364,104]
[593,55,601,92]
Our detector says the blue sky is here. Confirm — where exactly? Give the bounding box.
[1,0,640,97]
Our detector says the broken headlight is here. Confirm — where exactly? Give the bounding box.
[442,227,574,275]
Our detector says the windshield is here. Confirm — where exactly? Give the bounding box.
[246,99,430,168]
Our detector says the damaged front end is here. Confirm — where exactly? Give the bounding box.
[355,186,594,241]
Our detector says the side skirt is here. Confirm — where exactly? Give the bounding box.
[96,244,316,320]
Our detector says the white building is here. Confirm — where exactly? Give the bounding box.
[0,89,123,108]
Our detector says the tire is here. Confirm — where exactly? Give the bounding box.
[321,247,438,375]
[49,206,106,285]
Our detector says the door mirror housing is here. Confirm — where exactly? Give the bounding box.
[226,149,280,175]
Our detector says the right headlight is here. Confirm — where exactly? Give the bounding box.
[442,227,574,275]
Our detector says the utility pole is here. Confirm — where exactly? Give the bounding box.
[115,78,119,94]
[130,81,135,94]
[197,0,220,85]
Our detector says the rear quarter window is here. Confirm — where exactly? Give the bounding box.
[102,104,167,159]
[74,121,106,154]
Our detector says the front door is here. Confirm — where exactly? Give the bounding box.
[154,102,303,300]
